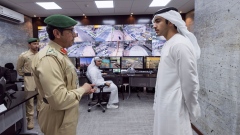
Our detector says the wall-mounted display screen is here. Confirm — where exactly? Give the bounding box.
[100,57,121,69]
[38,24,165,57]
[152,36,166,56]
[121,56,143,69]
[123,24,152,41]
[67,42,96,57]
[79,57,93,69]
[93,41,124,56]
[145,56,160,69]
[38,26,49,50]
[123,40,152,56]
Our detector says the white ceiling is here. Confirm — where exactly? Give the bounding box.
[0,0,194,17]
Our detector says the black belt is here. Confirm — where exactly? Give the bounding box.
[43,98,49,104]
[24,73,32,76]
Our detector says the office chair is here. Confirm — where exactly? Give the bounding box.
[0,77,13,105]
[0,77,6,104]
[9,70,17,83]
[88,84,108,113]
[85,76,110,113]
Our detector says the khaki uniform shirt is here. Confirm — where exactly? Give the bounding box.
[17,50,36,91]
[31,41,85,135]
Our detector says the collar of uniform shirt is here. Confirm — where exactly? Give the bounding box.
[60,48,67,55]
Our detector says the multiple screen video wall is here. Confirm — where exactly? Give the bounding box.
[38,24,166,57]
[69,56,160,72]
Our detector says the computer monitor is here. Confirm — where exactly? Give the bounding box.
[68,57,77,67]
[121,56,143,69]
[145,56,160,69]
[113,69,121,73]
[79,57,93,69]
[100,57,121,69]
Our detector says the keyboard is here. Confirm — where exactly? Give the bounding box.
[135,71,153,74]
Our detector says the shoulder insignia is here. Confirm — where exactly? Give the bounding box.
[21,51,28,55]
[60,48,67,55]
[46,48,58,56]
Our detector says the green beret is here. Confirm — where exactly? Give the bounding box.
[44,14,77,28]
[28,38,39,43]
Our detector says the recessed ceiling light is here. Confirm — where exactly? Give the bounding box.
[131,13,133,15]
[83,14,85,16]
[36,2,62,10]
[103,20,115,25]
[149,0,171,7]
[137,19,150,24]
[33,15,36,17]
[95,1,113,8]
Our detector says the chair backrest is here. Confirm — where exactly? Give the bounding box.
[0,77,6,104]
[85,74,92,84]
[9,70,17,82]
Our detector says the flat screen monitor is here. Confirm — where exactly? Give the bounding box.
[145,56,160,69]
[121,56,143,69]
[79,57,93,69]
[100,57,121,69]
[113,69,121,73]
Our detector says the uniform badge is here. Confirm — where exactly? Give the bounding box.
[60,48,67,55]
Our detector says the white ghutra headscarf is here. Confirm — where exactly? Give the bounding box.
[152,7,201,59]
[86,57,102,81]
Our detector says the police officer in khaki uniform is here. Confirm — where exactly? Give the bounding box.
[31,14,95,135]
[16,38,43,130]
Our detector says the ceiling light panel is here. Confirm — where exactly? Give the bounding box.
[36,2,62,10]
[95,1,114,8]
[149,0,171,7]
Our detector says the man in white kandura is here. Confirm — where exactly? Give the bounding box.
[86,57,119,109]
[152,7,201,135]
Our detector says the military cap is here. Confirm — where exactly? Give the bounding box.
[44,14,77,28]
[28,38,39,44]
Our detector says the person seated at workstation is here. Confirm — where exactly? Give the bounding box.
[86,57,119,109]
[5,63,18,83]
[0,66,11,84]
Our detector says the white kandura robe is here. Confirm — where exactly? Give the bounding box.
[86,59,119,104]
[153,33,201,135]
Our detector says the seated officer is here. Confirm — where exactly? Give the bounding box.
[86,57,119,109]
[0,66,11,83]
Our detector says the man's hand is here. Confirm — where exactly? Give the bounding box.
[105,82,111,87]
[82,83,96,94]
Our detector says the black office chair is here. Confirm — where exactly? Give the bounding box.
[0,77,6,104]
[85,76,110,113]
[88,84,108,113]
[0,77,13,105]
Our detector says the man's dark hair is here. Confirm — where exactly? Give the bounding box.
[46,25,64,40]
[4,63,14,70]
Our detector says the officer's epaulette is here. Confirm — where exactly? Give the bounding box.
[20,51,28,56]
[46,47,58,56]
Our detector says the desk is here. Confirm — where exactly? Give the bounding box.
[79,73,157,99]
[0,91,38,135]
[6,83,18,91]
[119,74,157,99]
